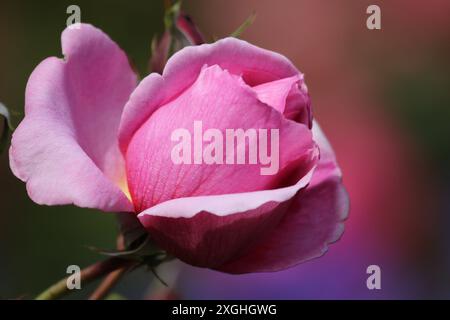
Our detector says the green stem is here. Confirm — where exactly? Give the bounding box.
[35,258,133,300]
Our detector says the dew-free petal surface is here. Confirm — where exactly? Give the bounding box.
[9,24,136,212]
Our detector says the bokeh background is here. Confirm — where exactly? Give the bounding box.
[1,0,449,299]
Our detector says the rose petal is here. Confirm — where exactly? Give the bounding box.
[9,24,137,212]
[137,165,317,268]
[125,65,317,211]
[219,121,349,273]
[163,36,300,88]
[252,75,300,113]
[252,74,312,128]
[118,37,302,153]
[118,73,165,154]
[283,81,313,128]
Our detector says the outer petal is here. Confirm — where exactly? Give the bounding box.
[118,37,302,153]
[162,37,300,87]
[138,164,317,269]
[126,65,317,211]
[9,24,137,212]
[219,121,349,273]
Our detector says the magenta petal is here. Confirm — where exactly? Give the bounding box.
[219,122,349,273]
[118,37,301,153]
[125,65,317,211]
[163,37,300,88]
[118,73,165,154]
[252,74,312,128]
[252,75,300,113]
[137,166,316,269]
[283,81,312,128]
[9,24,137,212]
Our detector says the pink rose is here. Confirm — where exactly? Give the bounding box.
[9,24,348,273]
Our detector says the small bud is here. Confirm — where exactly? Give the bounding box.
[176,13,205,46]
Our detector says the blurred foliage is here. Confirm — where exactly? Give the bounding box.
[383,59,450,176]
[0,0,165,299]
[0,0,165,126]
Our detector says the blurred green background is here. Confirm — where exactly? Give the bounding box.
[1,0,450,299]
[0,0,168,299]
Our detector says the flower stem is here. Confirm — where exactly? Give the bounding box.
[88,235,131,300]
[35,257,133,300]
[88,266,129,300]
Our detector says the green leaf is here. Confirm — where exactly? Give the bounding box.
[230,12,257,38]
[0,102,14,154]
[89,233,172,268]
[91,235,154,258]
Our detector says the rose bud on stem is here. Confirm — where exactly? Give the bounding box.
[150,0,205,73]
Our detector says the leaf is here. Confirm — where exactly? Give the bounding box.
[230,12,257,38]
[89,234,172,268]
[90,235,152,258]
[0,102,13,153]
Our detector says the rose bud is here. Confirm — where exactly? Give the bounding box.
[150,2,205,74]
[10,24,348,273]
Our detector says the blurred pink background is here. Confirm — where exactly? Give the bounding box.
[172,0,450,299]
